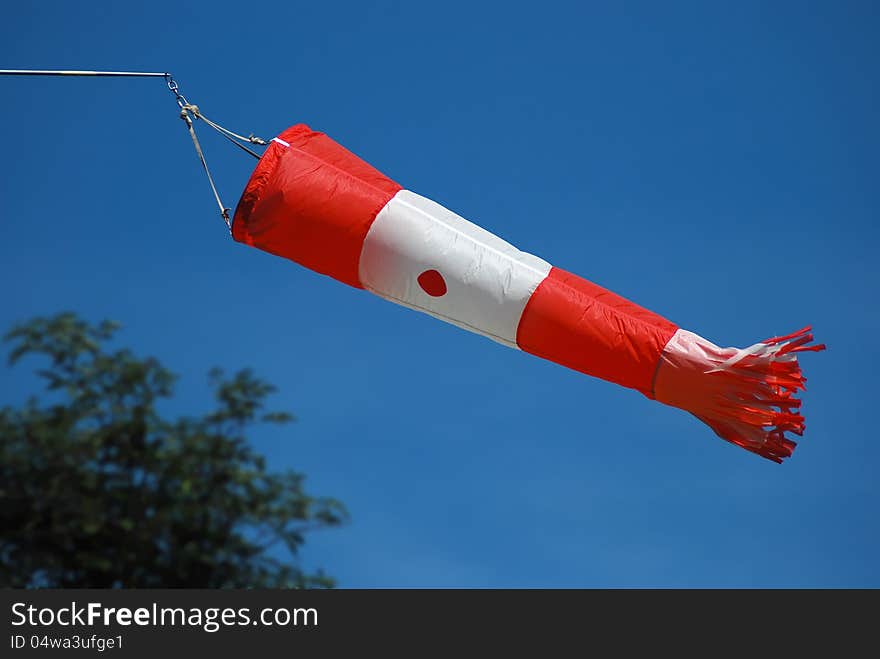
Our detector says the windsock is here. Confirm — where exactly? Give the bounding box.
[233,124,824,462]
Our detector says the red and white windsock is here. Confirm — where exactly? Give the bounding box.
[233,124,824,462]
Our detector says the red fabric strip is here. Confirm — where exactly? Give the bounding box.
[232,124,402,289]
[516,267,679,397]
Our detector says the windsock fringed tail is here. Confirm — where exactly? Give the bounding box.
[653,327,826,462]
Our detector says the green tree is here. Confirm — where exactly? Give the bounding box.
[0,313,347,587]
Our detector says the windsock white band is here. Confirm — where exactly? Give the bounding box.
[358,190,552,348]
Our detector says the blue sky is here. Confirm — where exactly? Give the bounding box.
[1,0,877,587]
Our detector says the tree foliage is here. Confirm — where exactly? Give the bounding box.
[0,313,347,588]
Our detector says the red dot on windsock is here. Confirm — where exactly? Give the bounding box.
[418,269,447,297]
